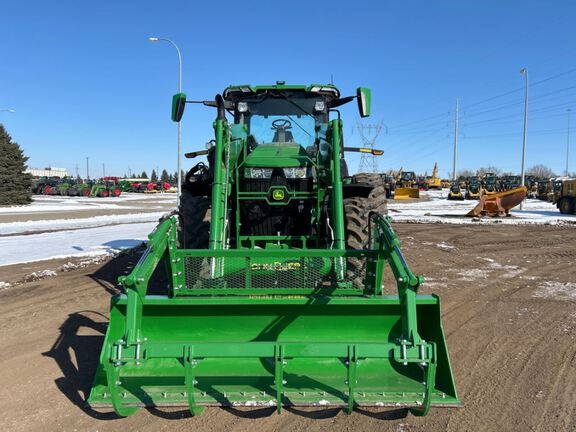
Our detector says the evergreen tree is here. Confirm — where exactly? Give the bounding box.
[168,173,174,184]
[0,124,32,205]
[160,169,170,183]
[151,169,158,182]
[131,173,137,179]
[140,171,148,179]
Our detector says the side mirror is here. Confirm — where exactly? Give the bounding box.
[171,92,187,122]
[356,87,371,118]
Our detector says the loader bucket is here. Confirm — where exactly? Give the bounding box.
[394,187,420,199]
[88,295,458,413]
[87,216,459,416]
[466,186,527,217]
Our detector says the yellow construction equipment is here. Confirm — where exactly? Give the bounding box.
[447,183,465,200]
[395,171,420,199]
[426,162,442,189]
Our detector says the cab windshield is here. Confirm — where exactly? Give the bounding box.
[236,93,324,147]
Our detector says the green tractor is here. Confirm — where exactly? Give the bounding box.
[88,82,459,416]
[75,181,94,197]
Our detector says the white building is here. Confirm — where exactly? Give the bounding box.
[25,167,70,178]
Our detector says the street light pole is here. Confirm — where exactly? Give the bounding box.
[566,109,571,176]
[149,37,183,207]
[520,68,529,210]
[452,97,459,182]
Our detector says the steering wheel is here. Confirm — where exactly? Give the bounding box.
[271,119,292,130]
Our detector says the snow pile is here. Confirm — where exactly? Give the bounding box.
[533,281,576,300]
[23,269,57,282]
[0,281,11,289]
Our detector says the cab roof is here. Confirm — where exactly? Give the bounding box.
[223,82,340,100]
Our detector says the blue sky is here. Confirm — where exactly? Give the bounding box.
[1,0,575,178]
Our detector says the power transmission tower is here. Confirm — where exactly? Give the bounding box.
[356,122,384,173]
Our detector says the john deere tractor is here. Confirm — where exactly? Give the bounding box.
[88,82,458,416]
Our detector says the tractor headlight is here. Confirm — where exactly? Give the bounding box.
[237,102,248,113]
[283,167,308,179]
[244,168,273,179]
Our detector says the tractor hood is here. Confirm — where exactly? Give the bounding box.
[243,143,313,168]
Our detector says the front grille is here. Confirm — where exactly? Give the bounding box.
[183,255,367,290]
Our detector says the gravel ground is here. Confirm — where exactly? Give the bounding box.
[0,223,575,432]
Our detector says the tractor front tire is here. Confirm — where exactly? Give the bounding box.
[178,191,211,249]
[344,193,388,288]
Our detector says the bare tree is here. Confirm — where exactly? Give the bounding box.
[457,169,475,178]
[526,164,555,178]
[477,166,503,176]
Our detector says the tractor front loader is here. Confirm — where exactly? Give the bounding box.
[88,83,459,417]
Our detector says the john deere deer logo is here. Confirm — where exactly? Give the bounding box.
[272,189,285,200]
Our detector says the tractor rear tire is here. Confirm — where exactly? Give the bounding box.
[178,191,211,249]
[558,197,574,214]
[354,172,382,185]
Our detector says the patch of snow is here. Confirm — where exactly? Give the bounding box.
[396,423,413,432]
[485,261,526,278]
[0,212,164,235]
[0,222,154,267]
[0,281,11,289]
[0,193,176,215]
[533,281,576,300]
[478,257,495,262]
[436,242,455,250]
[457,268,492,280]
[232,399,276,407]
[387,190,576,225]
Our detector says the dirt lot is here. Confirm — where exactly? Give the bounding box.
[0,224,575,432]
